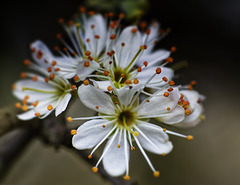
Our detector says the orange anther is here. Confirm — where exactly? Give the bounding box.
[35,112,41,117]
[162,153,166,156]
[167,107,170,111]
[167,87,173,92]
[71,129,77,135]
[85,51,91,56]
[153,171,160,177]
[88,11,95,15]
[102,124,106,128]
[83,80,89,86]
[119,13,125,19]
[22,105,28,111]
[145,29,151,35]
[133,78,139,84]
[88,56,93,61]
[49,74,55,80]
[121,42,125,47]
[131,28,137,33]
[137,67,142,72]
[162,77,168,82]
[31,100,39,107]
[95,106,99,109]
[44,77,49,83]
[109,61,112,64]
[79,6,85,13]
[74,76,79,82]
[188,85,193,90]
[166,57,173,63]
[68,20,74,26]
[92,167,98,173]
[31,47,36,53]
[131,147,135,150]
[48,67,52,72]
[121,74,125,78]
[156,68,161,74]
[47,105,53,111]
[24,59,31,66]
[110,34,116,40]
[55,68,60,72]
[36,50,43,59]
[164,92,169,97]
[104,71,109,76]
[71,85,77,90]
[143,61,148,67]
[187,135,193,141]
[52,61,57,66]
[185,109,191,115]
[20,72,27,78]
[162,128,167,132]
[168,80,175,86]
[191,80,197,86]
[90,24,95,29]
[125,80,132,85]
[12,83,17,90]
[107,86,113,91]
[56,33,62,39]
[32,76,38,81]
[84,61,90,67]
[117,144,120,148]
[54,46,59,51]
[140,21,147,29]
[146,99,150,102]
[15,102,21,108]
[88,155,92,159]
[58,18,64,24]
[171,46,177,52]
[67,117,73,122]
[123,175,130,181]
[94,35,100,39]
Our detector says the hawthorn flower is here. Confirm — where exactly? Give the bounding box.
[12,58,74,120]
[59,10,174,89]
[69,76,193,179]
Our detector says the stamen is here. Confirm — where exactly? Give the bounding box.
[22,87,57,94]
[92,167,98,173]
[153,171,160,178]
[168,80,175,86]
[35,112,41,117]
[24,59,31,66]
[47,105,53,111]
[123,175,130,180]
[15,102,21,108]
[71,129,77,135]
[83,80,89,85]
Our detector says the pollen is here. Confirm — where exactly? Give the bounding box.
[143,61,148,67]
[95,106,99,109]
[156,67,161,74]
[121,42,125,47]
[145,29,151,35]
[171,46,177,52]
[56,33,62,39]
[119,13,125,19]
[79,6,85,13]
[110,34,116,40]
[49,74,55,80]
[58,18,64,24]
[191,80,197,86]
[24,59,31,66]
[187,135,194,141]
[47,105,53,111]
[168,80,175,86]
[131,147,135,150]
[164,92,169,97]
[167,107,170,111]
[85,51,91,56]
[137,67,142,72]
[153,171,160,177]
[121,74,125,78]
[131,28,137,33]
[162,153,166,156]
[162,128,167,132]
[133,78,139,84]
[94,35,100,39]
[36,50,43,59]
[71,129,77,135]
[117,144,120,148]
[167,87,173,92]
[107,86,113,91]
[92,167,98,173]
[35,112,41,117]
[12,83,17,90]
[104,71,109,76]
[140,45,145,50]
[54,68,60,72]
[185,109,191,115]
[15,102,21,108]
[68,20,74,26]
[84,61,90,67]
[86,38,90,43]
[166,57,173,63]
[45,77,49,83]
[123,175,130,181]
[22,105,28,111]
[133,131,139,137]
[52,61,57,66]
[83,80,89,86]
[32,76,38,81]
[146,99,150,102]
[31,100,39,107]
[102,124,106,128]
[88,155,92,159]
[162,77,168,82]
[188,85,193,90]
[67,117,73,122]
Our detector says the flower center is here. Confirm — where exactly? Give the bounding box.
[112,68,130,85]
[117,110,135,127]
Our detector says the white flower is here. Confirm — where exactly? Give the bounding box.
[12,61,74,120]
[172,89,205,128]
[69,81,193,179]
[59,12,174,89]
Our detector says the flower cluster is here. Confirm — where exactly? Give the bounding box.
[12,9,205,180]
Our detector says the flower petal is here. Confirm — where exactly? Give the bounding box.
[72,119,114,149]
[76,59,99,81]
[103,129,129,176]
[135,121,173,155]
[78,84,116,114]
[180,90,200,110]
[137,87,180,116]
[17,110,36,120]
[91,80,111,91]
[55,93,72,116]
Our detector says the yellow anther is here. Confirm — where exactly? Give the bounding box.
[162,128,167,132]
[67,117,73,122]
[107,86,113,91]
[187,135,193,141]
[88,155,92,159]
[185,109,191,115]
[123,175,130,181]
[47,105,53,111]
[131,147,135,151]
[102,124,106,128]
[139,45,145,50]
[162,153,166,156]
[71,129,77,135]
[22,105,28,111]
[92,167,98,173]
[133,131,139,137]
[133,78,139,84]
[153,171,160,177]
[117,144,120,148]
[167,107,170,111]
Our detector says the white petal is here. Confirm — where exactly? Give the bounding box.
[137,87,180,116]
[91,80,111,91]
[17,110,36,120]
[55,93,72,116]
[103,130,129,176]
[78,84,116,114]
[136,49,170,66]
[180,90,200,110]
[115,26,142,68]
[72,119,114,149]
[156,105,185,124]
[76,60,99,81]
[135,66,174,87]
[135,122,173,154]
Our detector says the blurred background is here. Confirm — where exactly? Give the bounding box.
[0,0,240,184]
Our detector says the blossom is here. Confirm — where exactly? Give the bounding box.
[69,77,193,179]
[12,58,74,120]
[59,11,174,90]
